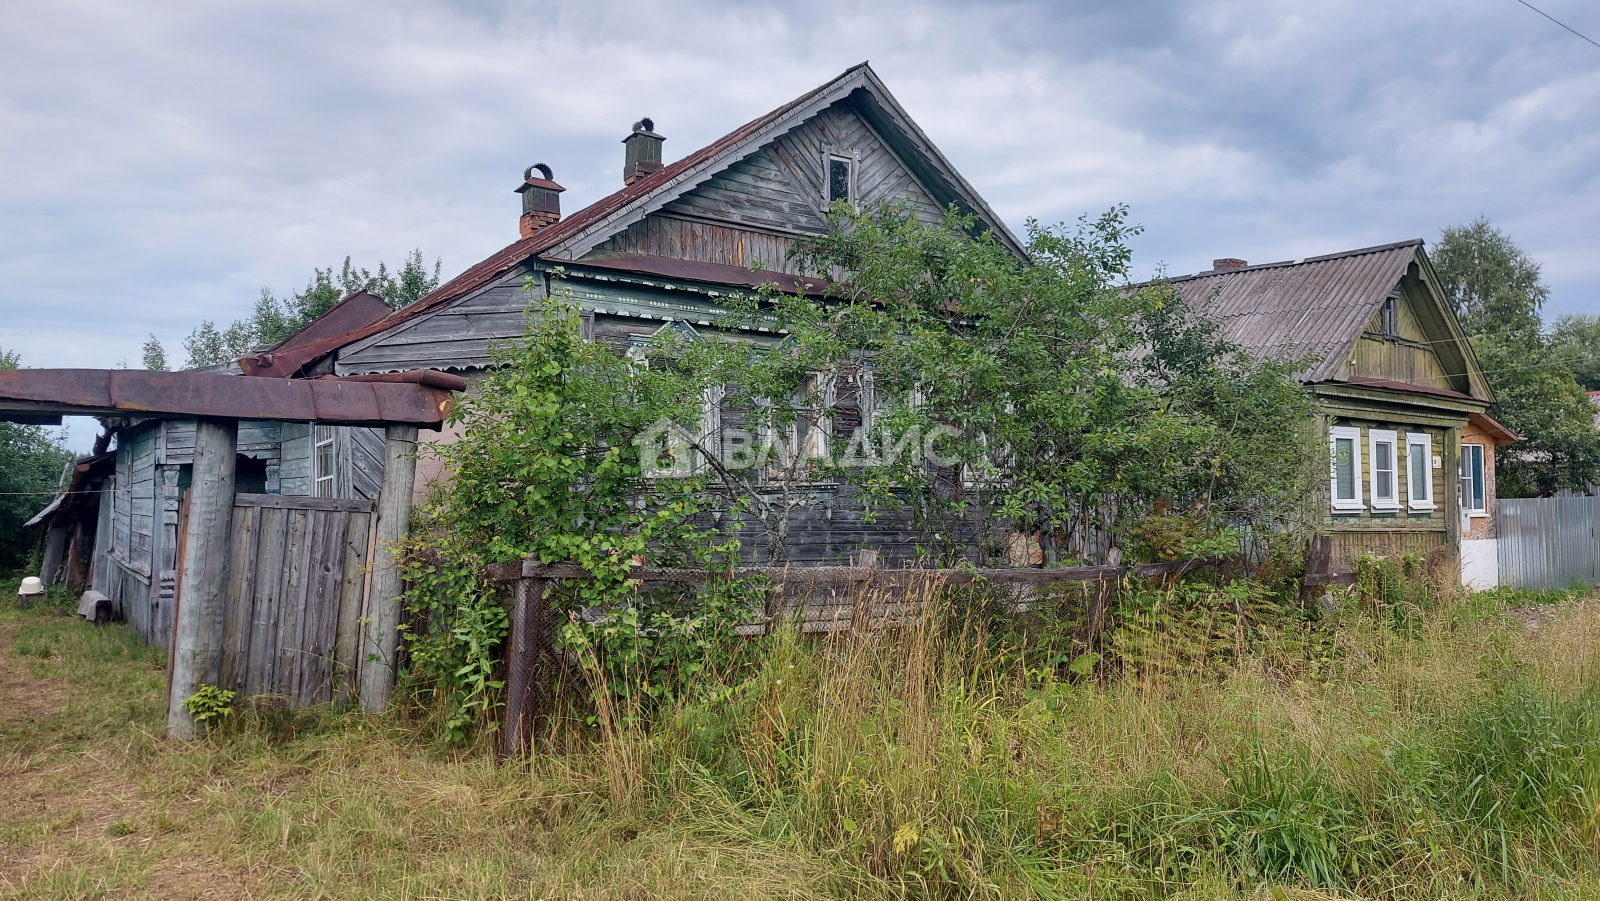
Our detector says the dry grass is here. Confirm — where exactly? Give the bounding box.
[1,577,1598,899]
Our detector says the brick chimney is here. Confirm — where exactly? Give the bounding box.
[516,164,564,238]
[622,118,665,186]
[1212,258,1248,270]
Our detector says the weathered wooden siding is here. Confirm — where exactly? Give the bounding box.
[334,274,543,374]
[1352,284,1460,389]
[1323,415,1455,532]
[589,215,805,273]
[1320,411,1458,568]
[660,100,945,233]
[347,427,386,500]
[280,423,313,496]
[334,100,954,378]
[1328,530,1448,570]
[219,494,374,706]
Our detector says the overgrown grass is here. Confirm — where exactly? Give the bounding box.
[1,572,1597,899]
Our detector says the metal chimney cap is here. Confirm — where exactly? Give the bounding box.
[625,118,664,140]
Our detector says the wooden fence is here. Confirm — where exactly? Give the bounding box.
[484,555,1223,757]
[216,493,375,706]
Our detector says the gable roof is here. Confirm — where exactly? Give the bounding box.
[1156,240,1487,400]
[239,290,392,378]
[348,63,1019,339]
[532,62,1023,262]
[1160,240,1421,381]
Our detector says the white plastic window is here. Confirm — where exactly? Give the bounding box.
[1329,425,1364,512]
[1369,429,1399,510]
[1460,443,1486,514]
[1406,432,1435,511]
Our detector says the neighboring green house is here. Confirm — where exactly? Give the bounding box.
[1164,242,1508,575]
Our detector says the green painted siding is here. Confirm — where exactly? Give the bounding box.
[1319,408,1460,568]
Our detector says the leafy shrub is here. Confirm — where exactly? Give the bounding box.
[558,576,762,721]
[182,683,237,730]
[397,295,713,743]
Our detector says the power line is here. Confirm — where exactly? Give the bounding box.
[1513,0,1600,51]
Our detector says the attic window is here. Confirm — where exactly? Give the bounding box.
[827,155,854,204]
[1380,291,1400,338]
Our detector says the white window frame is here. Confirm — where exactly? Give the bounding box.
[1405,431,1435,511]
[1460,443,1487,515]
[1329,425,1364,512]
[823,150,858,205]
[313,425,337,499]
[1368,429,1399,511]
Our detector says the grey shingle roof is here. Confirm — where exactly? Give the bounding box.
[1158,239,1422,382]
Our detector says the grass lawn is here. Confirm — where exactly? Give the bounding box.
[2,577,1598,900]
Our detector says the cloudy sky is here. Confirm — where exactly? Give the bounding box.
[2,0,1597,388]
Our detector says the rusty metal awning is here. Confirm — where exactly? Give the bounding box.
[0,369,463,429]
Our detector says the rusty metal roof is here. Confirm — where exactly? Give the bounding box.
[344,62,1021,354]
[0,369,459,428]
[240,290,393,378]
[1158,239,1423,382]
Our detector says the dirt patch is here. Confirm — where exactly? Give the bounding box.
[1503,601,1587,633]
[0,622,69,729]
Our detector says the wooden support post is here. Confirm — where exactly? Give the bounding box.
[1083,577,1112,647]
[501,577,551,758]
[358,425,417,714]
[39,522,68,587]
[1300,534,1333,610]
[166,418,237,740]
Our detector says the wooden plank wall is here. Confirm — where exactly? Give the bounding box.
[334,277,540,374]
[1328,529,1447,570]
[218,493,374,706]
[659,100,946,234]
[346,427,386,500]
[590,215,804,273]
[279,423,313,496]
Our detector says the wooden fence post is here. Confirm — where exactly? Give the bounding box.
[167,418,237,740]
[1300,534,1333,609]
[1083,576,1113,646]
[501,576,551,757]
[359,425,417,714]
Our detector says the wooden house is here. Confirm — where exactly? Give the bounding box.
[218,62,1025,564]
[1162,244,1510,580]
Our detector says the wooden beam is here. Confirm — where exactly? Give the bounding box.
[234,493,375,513]
[166,418,237,740]
[358,425,417,713]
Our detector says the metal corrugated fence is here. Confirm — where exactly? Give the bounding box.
[1498,497,1600,590]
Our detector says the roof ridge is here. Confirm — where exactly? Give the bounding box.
[1155,238,1424,284]
[522,64,868,259]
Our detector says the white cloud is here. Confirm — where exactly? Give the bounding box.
[1,0,1596,375]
